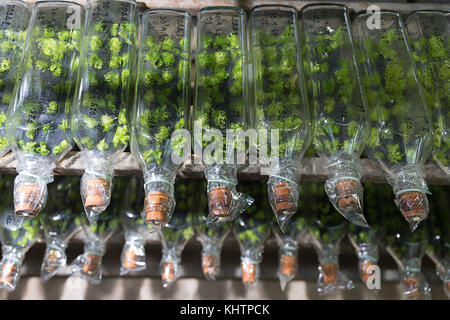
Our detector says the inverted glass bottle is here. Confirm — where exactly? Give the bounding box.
[7,1,85,218]
[405,11,449,182]
[233,182,271,289]
[131,9,192,228]
[0,0,31,158]
[353,11,434,231]
[160,210,194,288]
[300,4,370,228]
[0,210,40,291]
[248,5,312,232]
[71,0,137,224]
[193,6,253,225]
[67,208,119,285]
[39,176,80,281]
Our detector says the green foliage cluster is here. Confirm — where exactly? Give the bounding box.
[74,16,136,153]
[306,25,367,157]
[14,25,80,157]
[358,26,433,167]
[6,218,40,247]
[195,32,244,129]
[0,27,27,152]
[409,33,449,167]
[253,24,307,158]
[136,31,189,166]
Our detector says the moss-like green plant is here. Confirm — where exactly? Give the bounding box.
[133,14,191,167]
[303,21,368,158]
[406,15,449,168]
[251,22,309,159]
[8,13,81,159]
[72,2,136,156]
[0,3,29,155]
[355,18,433,168]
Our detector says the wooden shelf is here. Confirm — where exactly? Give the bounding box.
[0,151,447,184]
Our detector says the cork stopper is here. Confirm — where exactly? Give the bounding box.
[83,178,110,210]
[144,191,171,226]
[320,262,338,285]
[241,262,256,285]
[0,262,17,285]
[403,277,421,298]
[82,254,101,274]
[15,183,41,217]
[335,179,361,213]
[280,255,296,277]
[360,260,377,282]
[202,253,218,277]
[273,182,296,216]
[162,261,175,282]
[43,248,62,273]
[208,186,232,218]
[122,247,137,270]
[398,191,427,222]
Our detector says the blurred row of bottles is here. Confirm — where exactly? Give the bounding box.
[0,175,447,300]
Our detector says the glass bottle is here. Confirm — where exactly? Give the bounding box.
[71,0,137,224]
[300,4,370,228]
[193,6,253,225]
[305,182,354,296]
[39,176,81,281]
[117,176,154,275]
[272,214,307,291]
[194,180,231,280]
[7,1,84,218]
[353,11,434,231]
[131,9,192,228]
[405,11,449,182]
[233,181,271,288]
[248,5,312,231]
[67,206,119,285]
[159,183,195,288]
[0,0,31,158]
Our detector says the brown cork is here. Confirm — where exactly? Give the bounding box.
[398,191,427,220]
[241,262,256,284]
[123,247,137,270]
[162,261,175,282]
[43,248,61,273]
[83,178,110,209]
[335,180,361,212]
[280,255,296,276]
[202,253,218,276]
[144,191,170,226]
[0,262,17,284]
[273,182,296,215]
[208,187,232,218]
[446,281,450,292]
[15,183,41,217]
[82,254,101,274]
[403,277,421,298]
[360,261,377,282]
[321,262,338,285]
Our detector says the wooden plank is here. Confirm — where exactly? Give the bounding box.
[0,151,447,184]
